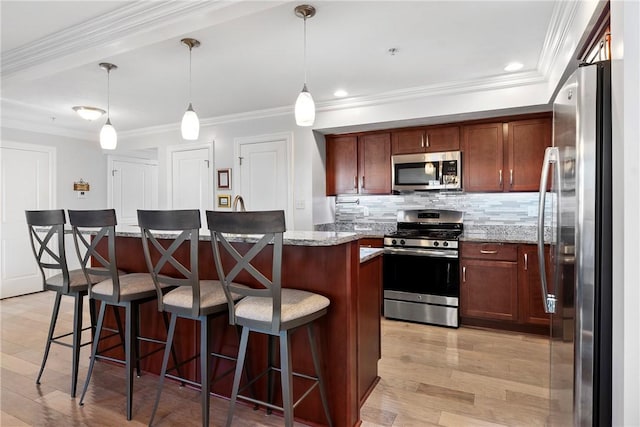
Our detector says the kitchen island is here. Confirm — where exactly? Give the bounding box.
[94,228,382,427]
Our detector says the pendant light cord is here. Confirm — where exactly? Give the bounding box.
[106,68,110,119]
[303,15,308,85]
[189,45,193,102]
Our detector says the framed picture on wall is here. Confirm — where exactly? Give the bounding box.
[217,168,231,189]
[217,194,231,208]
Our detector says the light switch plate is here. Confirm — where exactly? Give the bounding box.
[295,200,305,209]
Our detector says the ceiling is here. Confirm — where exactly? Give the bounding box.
[1,1,560,140]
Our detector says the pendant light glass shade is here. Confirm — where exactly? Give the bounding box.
[100,118,117,150]
[295,84,315,126]
[294,5,316,127]
[181,103,200,140]
[98,62,118,150]
[180,38,200,140]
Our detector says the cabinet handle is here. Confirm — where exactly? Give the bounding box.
[524,253,529,270]
[462,266,466,283]
[510,169,514,187]
[499,169,503,186]
[354,176,358,189]
[421,135,425,148]
[480,249,498,254]
[361,176,365,189]
[426,134,430,148]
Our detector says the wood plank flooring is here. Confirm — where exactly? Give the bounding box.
[0,291,550,426]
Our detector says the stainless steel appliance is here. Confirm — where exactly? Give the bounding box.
[537,61,612,426]
[383,209,463,327]
[392,151,462,191]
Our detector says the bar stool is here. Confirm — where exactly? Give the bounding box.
[138,209,246,427]
[206,210,333,427]
[25,209,100,398]
[68,209,171,421]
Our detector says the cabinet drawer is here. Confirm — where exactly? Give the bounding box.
[460,242,517,261]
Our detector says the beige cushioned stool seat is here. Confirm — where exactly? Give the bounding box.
[91,272,165,300]
[163,280,245,310]
[235,289,330,323]
[47,267,118,292]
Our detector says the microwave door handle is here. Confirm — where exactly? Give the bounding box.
[537,147,558,314]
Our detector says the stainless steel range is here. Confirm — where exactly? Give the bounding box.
[383,209,463,328]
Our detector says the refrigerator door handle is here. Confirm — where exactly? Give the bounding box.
[537,147,558,314]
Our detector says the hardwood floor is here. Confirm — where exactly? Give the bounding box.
[0,291,550,426]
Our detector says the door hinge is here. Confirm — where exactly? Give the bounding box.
[112,169,118,176]
[239,156,244,166]
[204,160,210,168]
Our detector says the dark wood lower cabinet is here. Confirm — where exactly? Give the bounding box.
[460,241,552,334]
[460,258,518,322]
[357,255,382,405]
[518,244,552,327]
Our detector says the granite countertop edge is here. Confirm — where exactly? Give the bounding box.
[359,247,383,263]
[111,226,360,247]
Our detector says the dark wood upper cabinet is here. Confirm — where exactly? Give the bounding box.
[358,133,391,194]
[326,135,358,195]
[463,116,551,192]
[326,133,391,196]
[462,122,505,192]
[391,126,460,155]
[507,118,552,191]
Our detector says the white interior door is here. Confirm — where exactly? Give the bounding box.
[0,143,55,299]
[236,133,292,228]
[109,157,158,225]
[169,145,212,223]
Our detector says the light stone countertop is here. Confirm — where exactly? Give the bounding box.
[112,225,359,247]
[359,247,383,263]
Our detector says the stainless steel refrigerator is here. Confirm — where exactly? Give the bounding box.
[537,60,612,426]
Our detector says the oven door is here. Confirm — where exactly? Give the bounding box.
[383,248,459,300]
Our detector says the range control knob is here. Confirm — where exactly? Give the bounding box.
[391,239,397,245]
[433,241,439,247]
[443,241,449,247]
[400,239,406,245]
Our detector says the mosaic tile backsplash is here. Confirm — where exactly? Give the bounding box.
[316,192,553,239]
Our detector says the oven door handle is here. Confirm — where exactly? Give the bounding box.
[384,247,459,259]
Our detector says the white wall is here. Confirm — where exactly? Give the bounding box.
[610,1,640,425]
[122,113,322,230]
[1,127,108,210]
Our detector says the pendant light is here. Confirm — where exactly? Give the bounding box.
[181,38,200,140]
[294,4,316,127]
[99,62,118,150]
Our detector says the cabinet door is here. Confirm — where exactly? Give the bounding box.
[426,126,460,152]
[462,123,504,192]
[507,118,552,192]
[518,244,553,326]
[358,133,391,194]
[326,135,358,195]
[460,259,518,322]
[391,129,425,155]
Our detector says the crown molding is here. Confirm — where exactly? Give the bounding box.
[537,0,580,77]
[1,1,221,78]
[1,116,96,142]
[316,71,546,112]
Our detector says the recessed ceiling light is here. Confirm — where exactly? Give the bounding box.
[334,89,348,98]
[72,106,106,121]
[504,62,524,72]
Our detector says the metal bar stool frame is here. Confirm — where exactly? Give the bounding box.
[207,210,333,427]
[25,209,97,398]
[69,209,174,421]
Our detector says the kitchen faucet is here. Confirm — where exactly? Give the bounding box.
[232,195,246,212]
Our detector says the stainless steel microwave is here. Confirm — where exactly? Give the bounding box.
[392,151,462,191]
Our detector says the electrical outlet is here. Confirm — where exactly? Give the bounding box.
[295,200,305,210]
[77,191,87,199]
